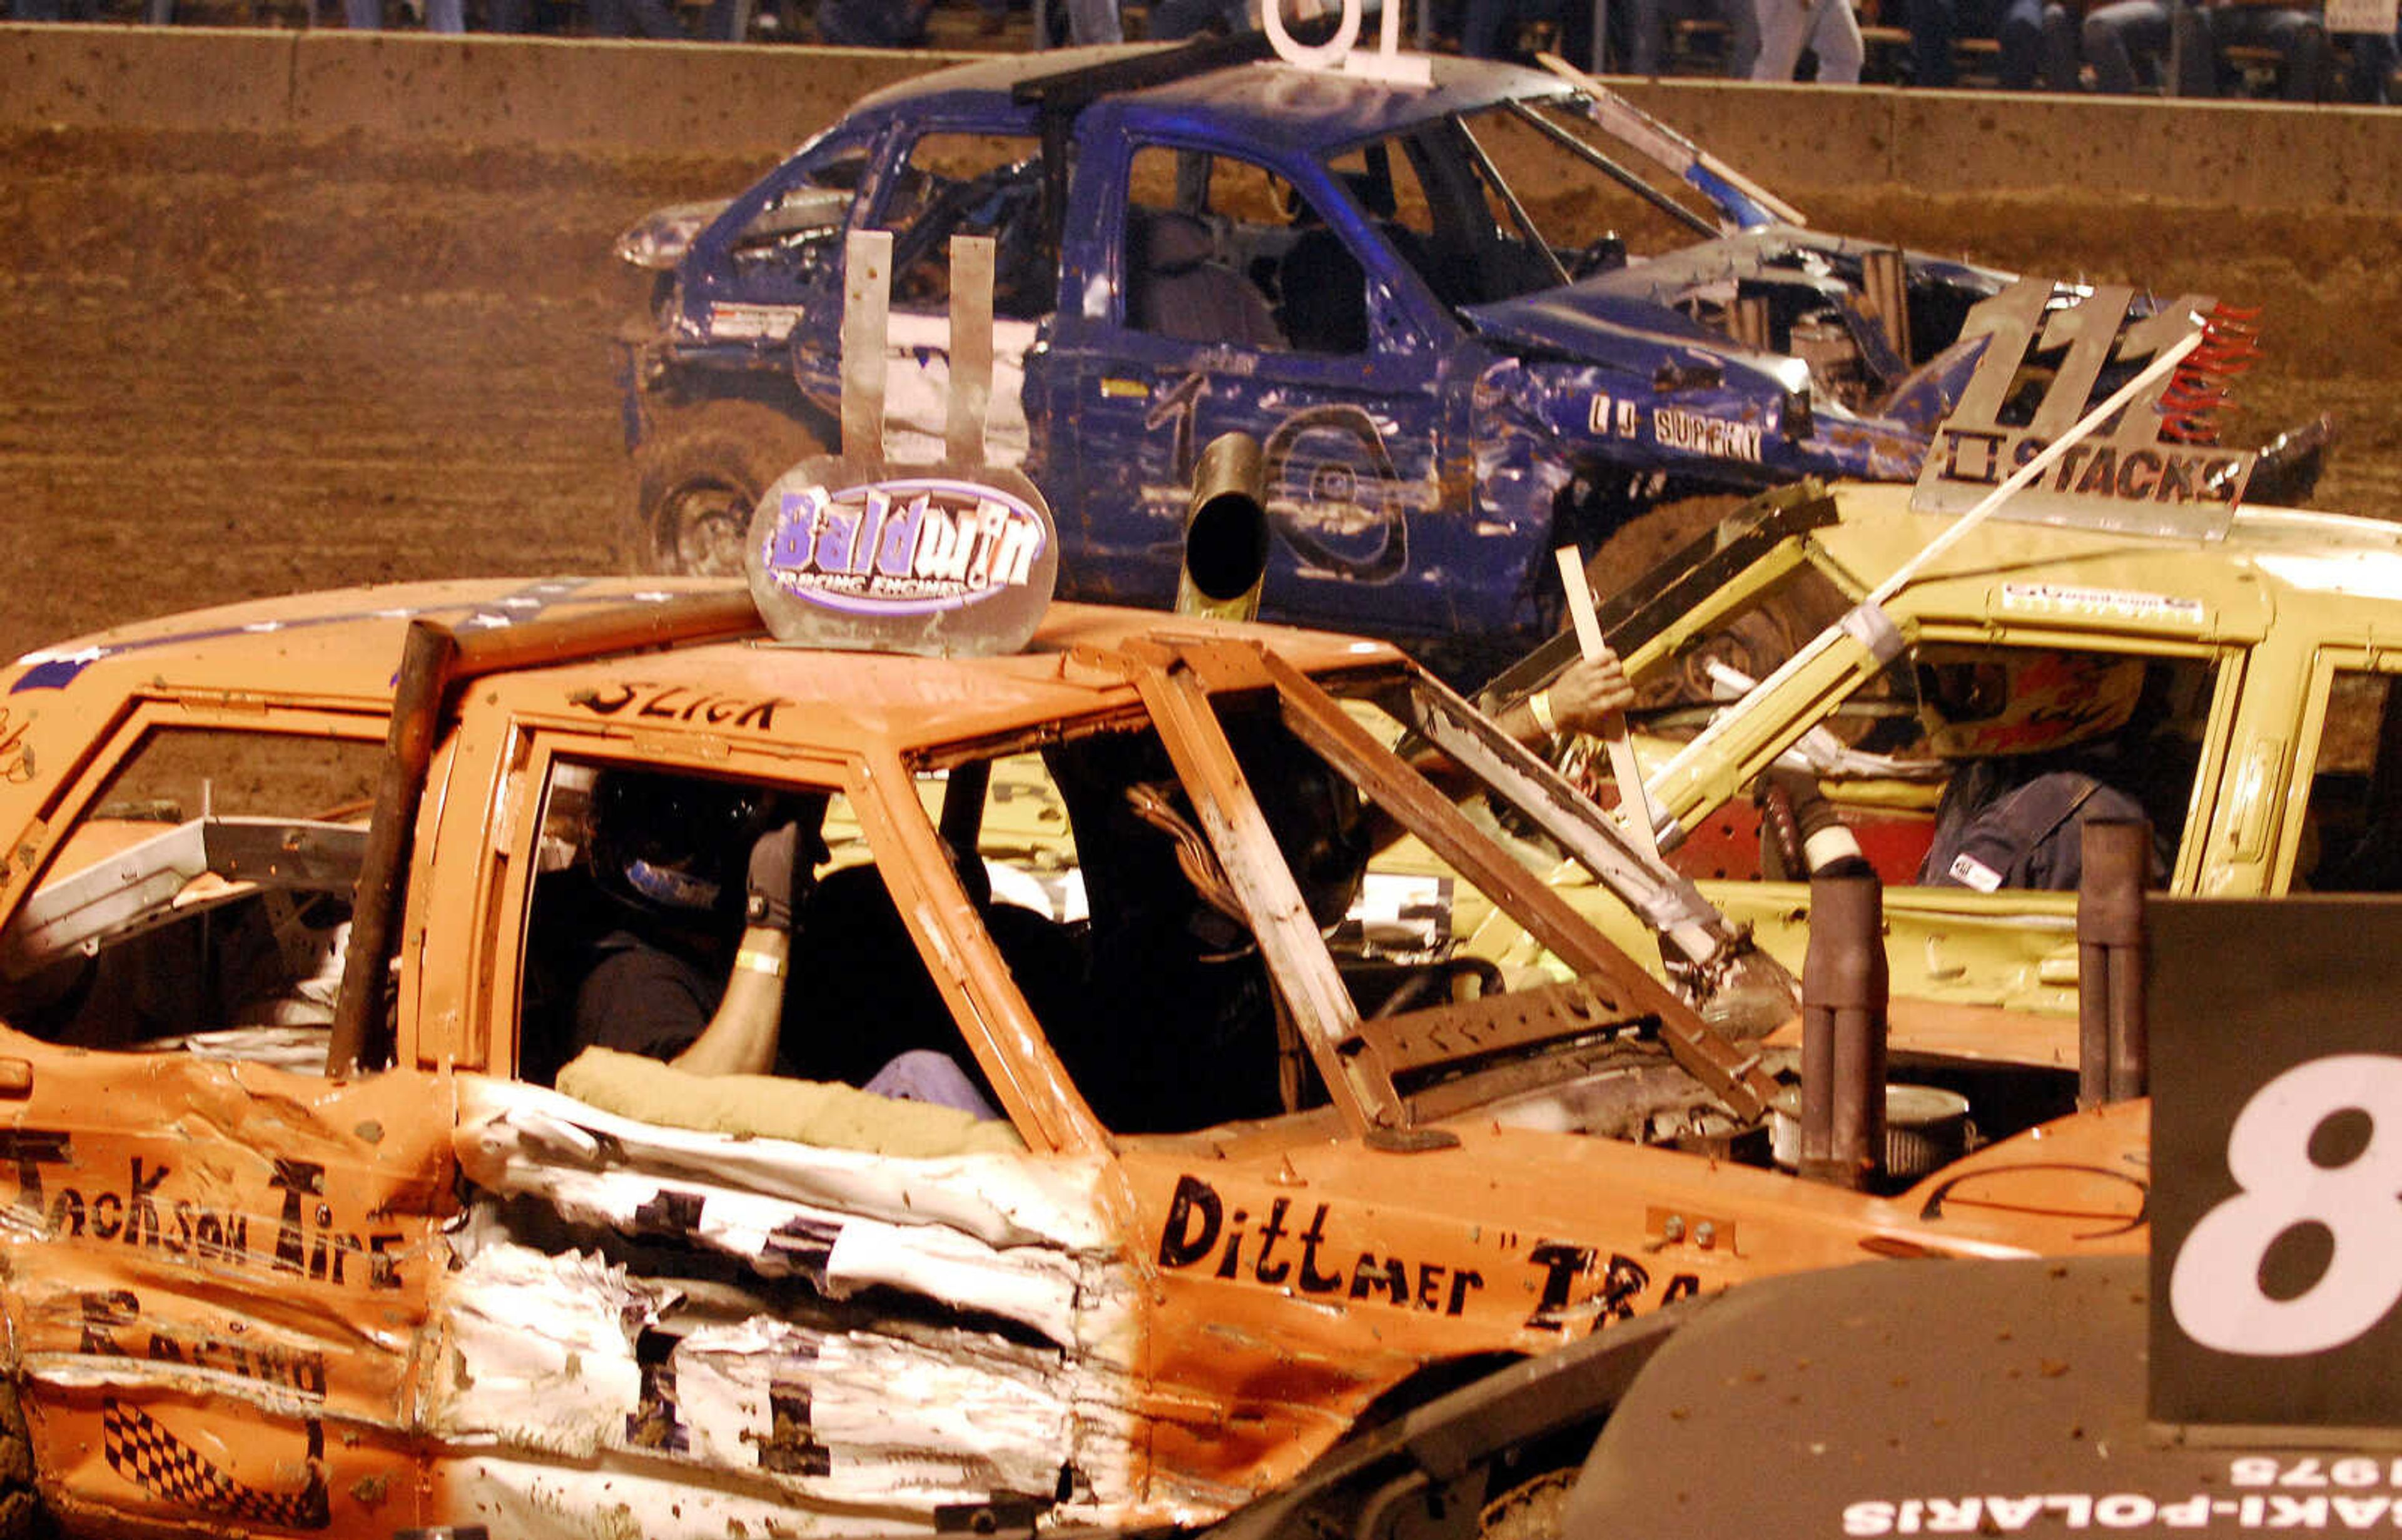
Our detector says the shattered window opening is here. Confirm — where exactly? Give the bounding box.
[728,143,871,286]
[1466,96,1725,260]
[873,131,1053,320]
[0,722,382,1066]
[2298,665,2402,893]
[517,756,1014,1128]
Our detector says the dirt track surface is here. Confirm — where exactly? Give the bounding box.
[4,124,2399,666]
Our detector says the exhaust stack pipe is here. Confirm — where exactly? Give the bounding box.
[2077,818,2150,1105]
[1800,868,1887,1191]
[1176,432,1270,623]
[1861,247,1912,363]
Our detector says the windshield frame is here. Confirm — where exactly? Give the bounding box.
[1132,640,1786,1132]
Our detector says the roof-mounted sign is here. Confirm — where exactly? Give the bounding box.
[745,228,1058,657]
[747,465,1057,654]
[1911,279,2259,540]
[1265,0,1432,84]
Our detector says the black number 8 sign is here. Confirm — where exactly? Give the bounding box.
[2148,896,2402,1430]
[2167,1054,2402,1357]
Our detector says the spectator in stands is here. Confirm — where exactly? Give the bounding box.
[571,0,743,36]
[2344,16,2400,99]
[1065,0,1122,41]
[2196,0,2331,96]
[1624,0,1761,73]
[342,0,531,31]
[814,0,931,41]
[1752,0,1866,78]
[1149,0,1251,38]
[2081,0,2216,93]
[1908,0,2081,86]
[1462,0,1556,57]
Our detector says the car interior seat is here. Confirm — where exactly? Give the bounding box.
[1128,208,1287,350]
[1275,226,1370,355]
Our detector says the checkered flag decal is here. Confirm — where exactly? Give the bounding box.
[103,1399,331,1530]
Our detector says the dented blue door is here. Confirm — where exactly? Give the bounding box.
[1042,139,1491,646]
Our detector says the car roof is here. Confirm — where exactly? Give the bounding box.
[1815,480,2402,634]
[848,43,1563,156]
[6,576,1402,759]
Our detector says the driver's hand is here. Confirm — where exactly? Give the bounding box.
[1755,766,1867,877]
[1547,652,1637,738]
[744,822,805,934]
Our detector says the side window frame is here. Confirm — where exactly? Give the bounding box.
[0,702,389,1067]
[2277,645,2402,895]
[867,125,1049,320]
[693,122,884,301]
[873,744,1107,1155]
[467,732,1103,1158]
[1812,623,2243,894]
[465,731,859,1085]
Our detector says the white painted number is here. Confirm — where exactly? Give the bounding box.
[2169,1055,2402,1356]
[1263,0,1432,84]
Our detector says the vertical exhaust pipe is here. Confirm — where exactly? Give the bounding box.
[1730,293,1772,353]
[1800,868,1888,1190]
[1861,248,1912,363]
[2077,818,2150,1105]
[1177,432,1270,623]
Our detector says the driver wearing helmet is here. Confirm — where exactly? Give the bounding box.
[575,770,824,1075]
[1910,649,2169,893]
[573,769,995,1112]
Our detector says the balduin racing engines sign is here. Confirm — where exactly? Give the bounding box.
[746,460,1059,658]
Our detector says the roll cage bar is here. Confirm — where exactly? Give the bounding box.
[1010,29,1283,255]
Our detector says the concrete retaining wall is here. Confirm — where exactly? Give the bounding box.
[5,21,2399,210]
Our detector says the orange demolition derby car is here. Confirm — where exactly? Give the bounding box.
[0,504,2147,1539]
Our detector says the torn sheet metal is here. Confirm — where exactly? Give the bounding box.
[435,1078,1151,1534]
[469,1160,1085,1349]
[432,1243,645,1458]
[432,1236,1144,1532]
[455,1077,1115,1252]
[671,1314,1072,1497]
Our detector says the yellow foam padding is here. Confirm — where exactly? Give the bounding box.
[556,1047,1025,1158]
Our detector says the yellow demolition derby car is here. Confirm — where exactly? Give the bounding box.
[0,466,2150,1540]
[1497,471,2402,1030]
[1464,276,2398,1035]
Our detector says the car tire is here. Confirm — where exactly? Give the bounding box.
[629,401,828,577]
[1477,1466,1574,1540]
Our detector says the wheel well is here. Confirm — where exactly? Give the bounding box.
[627,397,833,576]
[1353,1353,1525,1432]
[1278,1354,1619,1540]
[1362,1354,1614,1478]
[634,366,834,457]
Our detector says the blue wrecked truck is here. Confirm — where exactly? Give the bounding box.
[615,36,2319,677]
